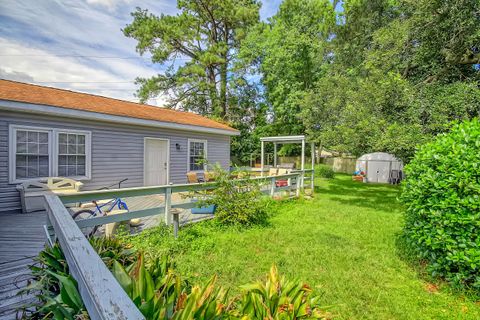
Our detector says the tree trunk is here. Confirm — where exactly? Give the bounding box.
[219,26,229,119]
[207,66,219,116]
[219,60,227,118]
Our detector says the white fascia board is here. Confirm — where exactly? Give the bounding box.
[260,135,306,143]
[0,100,240,136]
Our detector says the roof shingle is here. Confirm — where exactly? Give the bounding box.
[0,79,238,133]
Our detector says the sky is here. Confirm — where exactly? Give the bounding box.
[0,0,282,105]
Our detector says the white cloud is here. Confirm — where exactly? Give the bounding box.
[0,0,177,105]
[0,38,166,104]
[0,0,278,106]
[86,0,132,11]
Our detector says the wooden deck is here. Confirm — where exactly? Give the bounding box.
[69,193,213,234]
[0,194,216,319]
[0,212,46,319]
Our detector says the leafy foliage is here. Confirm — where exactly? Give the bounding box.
[249,0,480,161]
[22,244,86,320]
[315,164,334,179]
[123,0,260,118]
[236,265,330,319]
[400,119,480,290]
[241,0,336,137]
[112,253,329,319]
[23,237,135,319]
[198,164,270,226]
[112,254,231,319]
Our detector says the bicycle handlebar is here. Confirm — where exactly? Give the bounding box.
[98,178,129,190]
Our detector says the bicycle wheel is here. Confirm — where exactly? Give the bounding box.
[72,209,99,238]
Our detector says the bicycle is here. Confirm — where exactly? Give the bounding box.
[72,179,129,237]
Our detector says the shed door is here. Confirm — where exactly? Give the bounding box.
[144,139,169,186]
[367,161,390,183]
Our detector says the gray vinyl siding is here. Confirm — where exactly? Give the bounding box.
[0,110,231,214]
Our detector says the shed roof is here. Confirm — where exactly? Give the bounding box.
[0,79,238,135]
[357,152,401,161]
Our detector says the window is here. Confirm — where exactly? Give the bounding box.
[188,139,207,171]
[58,133,86,177]
[15,129,50,179]
[9,125,91,182]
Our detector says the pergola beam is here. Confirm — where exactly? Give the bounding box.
[259,135,313,173]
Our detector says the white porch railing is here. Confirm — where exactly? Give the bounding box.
[43,169,314,320]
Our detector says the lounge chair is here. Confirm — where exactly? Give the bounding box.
[187,172,204,183]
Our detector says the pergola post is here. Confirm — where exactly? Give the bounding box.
[301,139,305,171]
[311,142,315,191]
[260,140,265,177]
[273,143,277,167]
[301,139,305,189]
[311,142,315,168]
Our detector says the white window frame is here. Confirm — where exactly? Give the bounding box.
[9,125,92,183]
[187,139,207,172]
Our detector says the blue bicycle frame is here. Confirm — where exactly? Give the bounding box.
[91,197,129,217]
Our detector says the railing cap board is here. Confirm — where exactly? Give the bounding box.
[58,172,306,204]
[44,195,145,320]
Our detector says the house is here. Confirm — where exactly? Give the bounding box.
[0,79,239,214]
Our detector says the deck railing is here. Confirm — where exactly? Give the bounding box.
[43,169,314,320]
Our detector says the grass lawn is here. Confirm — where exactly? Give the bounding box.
[124,174,480,319]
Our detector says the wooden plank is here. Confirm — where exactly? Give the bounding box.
[44,195,144,320]
[58,173,301,204]
[0,212,45,319]
[75,207,165,228]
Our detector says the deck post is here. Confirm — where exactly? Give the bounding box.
[165,187,172,225]
[172,210,179,238]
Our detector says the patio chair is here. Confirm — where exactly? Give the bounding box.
[278,163,295,170]
[204,171,216,182]
[389,170,401,185]
[268,168,278,176]
[187,172,204,183]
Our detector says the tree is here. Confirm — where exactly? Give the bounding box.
[298,0,480,161]
[241,0,336,138]
[124,0,260,119]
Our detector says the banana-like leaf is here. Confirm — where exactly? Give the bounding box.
[45,270,83,311]
[113,260,133,295]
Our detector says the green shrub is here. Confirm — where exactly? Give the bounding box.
[400,118,480,290]
[198,164,270,226]
[112,253,330,319]
[23,237,135,319]
[316,164,335,179]
[236,265,331,319]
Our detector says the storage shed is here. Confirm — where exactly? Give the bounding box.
[355,152,403,183]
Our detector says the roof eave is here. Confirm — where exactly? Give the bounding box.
[0,100,240,136]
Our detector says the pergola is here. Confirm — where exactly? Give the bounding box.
[259,135,314,176]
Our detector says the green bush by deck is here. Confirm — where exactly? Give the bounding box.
[401,118,480,290]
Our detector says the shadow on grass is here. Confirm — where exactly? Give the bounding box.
[315,175,402,213]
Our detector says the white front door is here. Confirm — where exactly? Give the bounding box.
[144,138,169,186]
